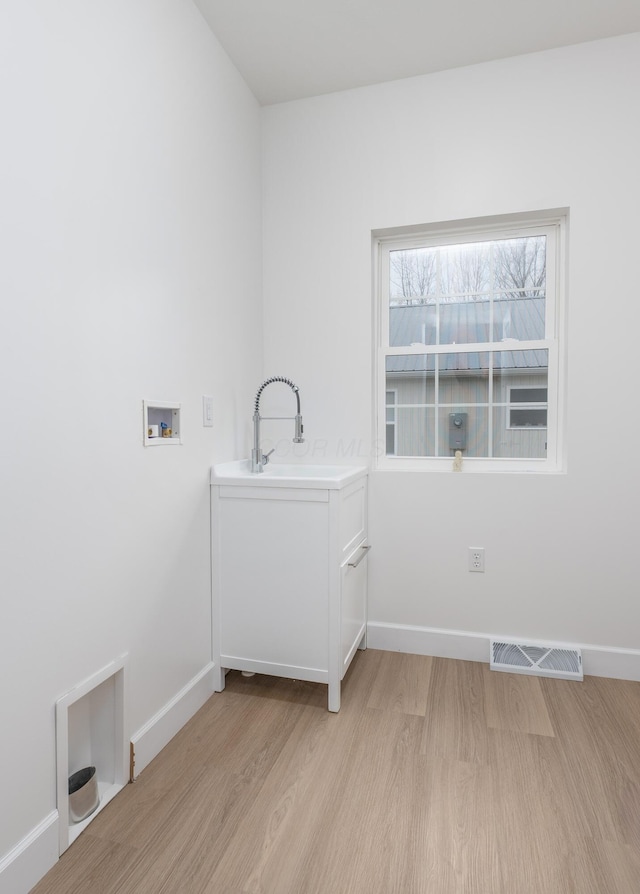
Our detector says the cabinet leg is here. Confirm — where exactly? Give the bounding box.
[328,682,340,713]
[213,665,226,693]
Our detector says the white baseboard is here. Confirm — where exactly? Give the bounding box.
[367,622,640,681]
[130,662,216,778]
[0,811,58,894]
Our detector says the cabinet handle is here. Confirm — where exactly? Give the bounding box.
[347,544,371,568]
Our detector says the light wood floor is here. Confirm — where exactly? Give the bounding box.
[32,650,640,893]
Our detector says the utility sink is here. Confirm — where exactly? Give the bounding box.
[210,459,369,711]
[210,460,368,490]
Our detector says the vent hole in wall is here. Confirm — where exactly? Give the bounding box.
[490,640,583,681]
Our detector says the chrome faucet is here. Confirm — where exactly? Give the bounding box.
[251,377,304,473]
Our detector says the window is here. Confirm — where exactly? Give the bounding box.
[374,212,566,471]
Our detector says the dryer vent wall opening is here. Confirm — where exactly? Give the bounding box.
[490,640,583,681]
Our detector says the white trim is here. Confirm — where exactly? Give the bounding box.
[130,662,216,778]
[0,811,58,894]
[367,622,640,681]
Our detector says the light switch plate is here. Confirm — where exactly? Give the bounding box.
[203,395,214,427]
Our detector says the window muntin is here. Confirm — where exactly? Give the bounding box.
[377,216,564,470]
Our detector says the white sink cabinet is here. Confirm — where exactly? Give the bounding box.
[210,462,369,711]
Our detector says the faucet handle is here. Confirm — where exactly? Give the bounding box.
[263,448,275,465]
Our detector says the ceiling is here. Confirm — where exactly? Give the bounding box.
[194,0,640,106]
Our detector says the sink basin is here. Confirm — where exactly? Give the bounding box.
[210,460,368,489]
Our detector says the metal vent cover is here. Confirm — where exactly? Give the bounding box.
[490,640,583,681]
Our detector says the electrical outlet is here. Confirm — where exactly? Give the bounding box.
[468,547,485,573]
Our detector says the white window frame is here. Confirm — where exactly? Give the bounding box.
[373,210,567,473]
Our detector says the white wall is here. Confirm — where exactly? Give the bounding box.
[0,0,261,876]
[262,35,640,653]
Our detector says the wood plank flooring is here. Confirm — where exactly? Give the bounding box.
[31,651,640,893]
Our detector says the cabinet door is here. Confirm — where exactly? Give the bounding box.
[218,495,330,671]
[340,541,368,676]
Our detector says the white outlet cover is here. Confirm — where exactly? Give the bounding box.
[468,547,485,572]
[203,395,214,427]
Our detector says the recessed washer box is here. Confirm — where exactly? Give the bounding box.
[143,400,181,446]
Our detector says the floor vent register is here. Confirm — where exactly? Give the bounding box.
[490,640,583,681]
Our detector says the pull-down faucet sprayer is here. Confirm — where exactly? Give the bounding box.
[251,377,304,473]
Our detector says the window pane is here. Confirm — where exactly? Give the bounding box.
[389,302,438,347]
[440,241,492,296]
[438,353,489,403]
[493,350,548,458]
[493,406,547,458]
[494,349,548,377]
[437,407,489,457]
[440,298,491,345]
[493,290,545,342]
[493,236,546,294]
[385,354,435,385]
[394,407,435,456]
[385,357,435,449]
[389,248,438,302]
[386,424,396,455]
